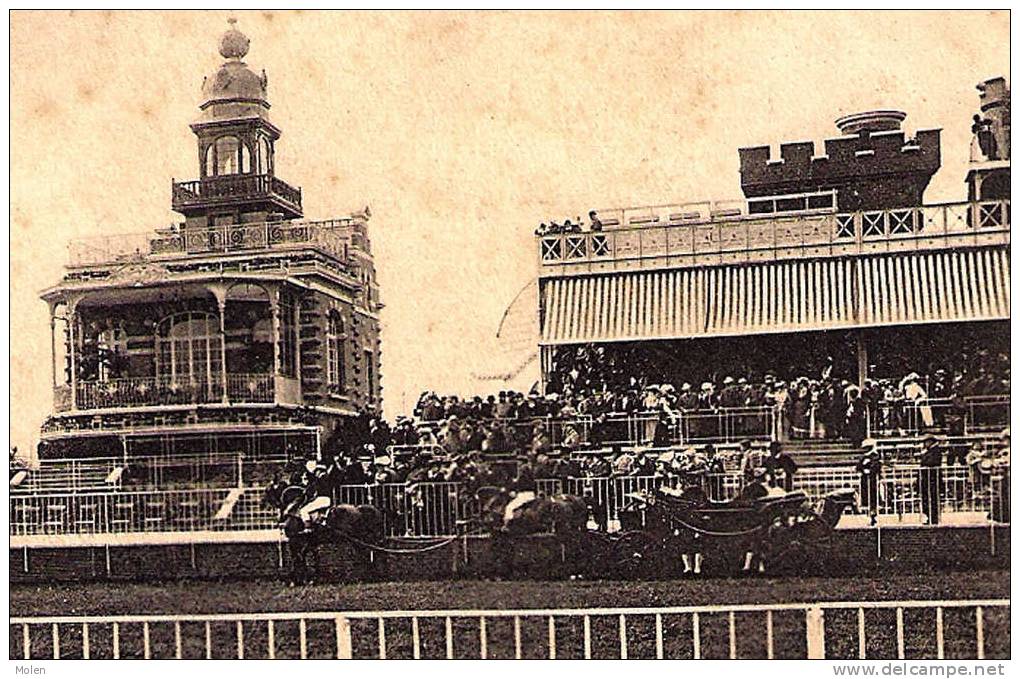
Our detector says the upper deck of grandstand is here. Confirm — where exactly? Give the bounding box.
[537,195,1009,274]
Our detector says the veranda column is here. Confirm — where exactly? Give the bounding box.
[269,288,283,405]
[269,287,281,376]
[68,303,79,410]
[855,330,868,386]
[207,283,230,404]
[48,302,57,389]
[218,296,229,403]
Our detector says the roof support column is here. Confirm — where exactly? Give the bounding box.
[207,283,229,404]
[855,329,868,387]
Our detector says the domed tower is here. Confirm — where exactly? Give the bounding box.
[172,19,303,223]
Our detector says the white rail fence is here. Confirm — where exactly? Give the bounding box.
[9,599,1008,660]
[9,464,1009,537]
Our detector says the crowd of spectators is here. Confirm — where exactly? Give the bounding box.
[535,211,603,236]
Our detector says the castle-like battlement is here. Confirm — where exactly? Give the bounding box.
[740,113,941,212]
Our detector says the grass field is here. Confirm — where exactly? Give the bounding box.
[9,570,1009,660]
[11,568,1009,616]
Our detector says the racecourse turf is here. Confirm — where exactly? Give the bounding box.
[10,568,1008,616]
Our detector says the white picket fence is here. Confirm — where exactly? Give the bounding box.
[10,599,1008,660]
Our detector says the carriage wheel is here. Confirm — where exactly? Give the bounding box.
[613,530,659,578]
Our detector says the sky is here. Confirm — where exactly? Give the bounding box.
[9,10,1009,453]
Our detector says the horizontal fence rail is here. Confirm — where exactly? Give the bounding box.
[11,453,289,495]
[9,599,1008,660]
[9,462,1009,537]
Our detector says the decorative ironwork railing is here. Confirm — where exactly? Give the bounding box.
[539,199,1010,267]
[63,373,278,411]
[67,218,356,267]
[171,174,302,211]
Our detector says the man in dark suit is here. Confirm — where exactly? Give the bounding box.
[918,435,943,525]
[764,441,798,492]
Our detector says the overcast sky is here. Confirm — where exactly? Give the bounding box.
[9,10,1009,452]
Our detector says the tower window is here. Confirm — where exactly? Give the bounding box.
[214,135,242,176]
[259,137,273,175]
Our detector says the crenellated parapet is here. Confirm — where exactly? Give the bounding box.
[740,111,941,212]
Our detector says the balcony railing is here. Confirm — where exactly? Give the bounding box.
[67,218,356,267]
[171,174,302,213]
[61,373,280,412]
[539,199,1010,269]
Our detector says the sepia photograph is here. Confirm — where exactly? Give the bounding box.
[7,9,1011,665]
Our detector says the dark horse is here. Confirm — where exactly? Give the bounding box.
[620,487,857,576]
[263,481,385,584]
[476,487,590,578]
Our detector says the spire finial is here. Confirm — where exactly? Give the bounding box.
[219,17,250,60]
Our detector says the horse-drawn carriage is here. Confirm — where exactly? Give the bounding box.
[606,486,857,576]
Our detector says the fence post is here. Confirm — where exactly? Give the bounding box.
[335,616,353,659]
[805,606,826,659]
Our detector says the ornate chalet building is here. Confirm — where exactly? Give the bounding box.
[537,80,1010,391]
[39,21,383,460]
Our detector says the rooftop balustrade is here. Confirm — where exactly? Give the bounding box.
[171,173,302,214]
[66,218,357,268]
[539,198,1010,272]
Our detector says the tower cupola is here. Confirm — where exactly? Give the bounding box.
[172,18,302,221]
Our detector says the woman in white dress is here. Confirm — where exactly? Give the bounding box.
[901,373,934,430]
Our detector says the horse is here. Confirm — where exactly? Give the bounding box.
[619,487,857,576]
[756,487,858,573]
[262,481,385,584]
[476,486,590,578]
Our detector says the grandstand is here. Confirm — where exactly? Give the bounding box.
[9,24,1010,558]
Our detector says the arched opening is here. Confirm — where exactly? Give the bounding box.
[204,144,215,178]
[224,283,273,375]
[155,311,223,390]
[214,135,242,176]
[240,142,252,174]
[258,136,273,175]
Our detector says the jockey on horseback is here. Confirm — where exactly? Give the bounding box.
[295,460,333,527]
